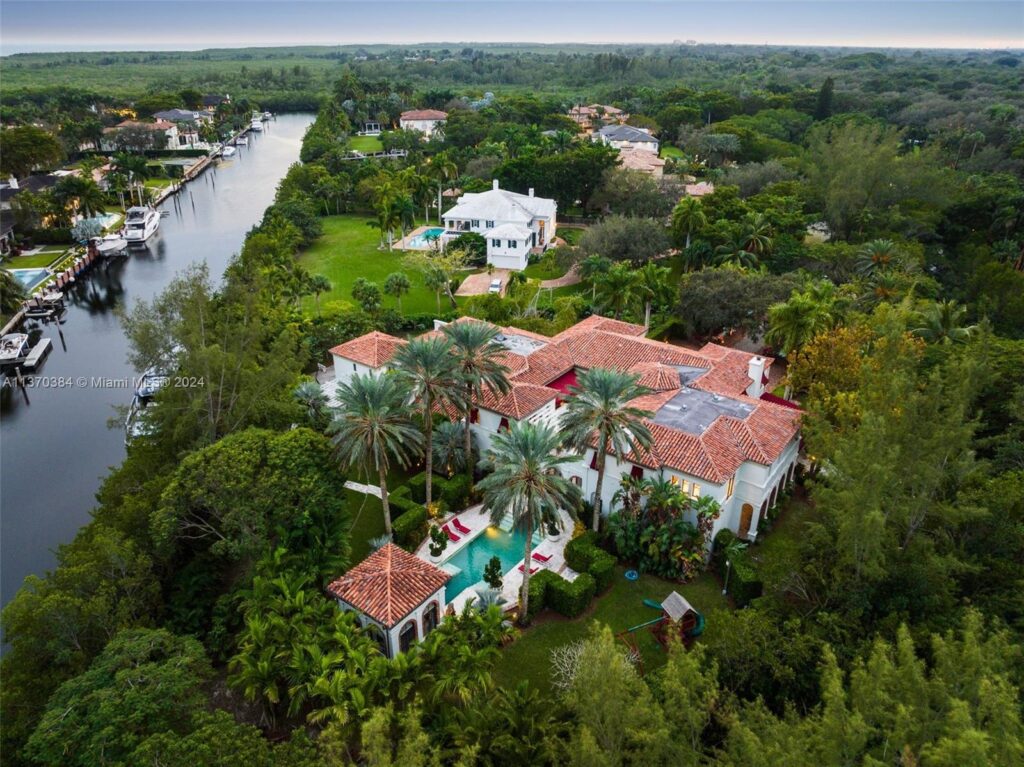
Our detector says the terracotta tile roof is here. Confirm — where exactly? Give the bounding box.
[554,314,648,339]
[630,361,682,391]
[327,544,449,628]
[478,382,557,419]
[329,331,407,368]
[401,109,448,121]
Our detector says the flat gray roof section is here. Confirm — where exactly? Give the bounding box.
[652,387,754,435]
[494,332,547,356]
[673,364,709,385]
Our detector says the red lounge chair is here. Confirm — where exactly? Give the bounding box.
[518,564,539,574]
[452,518,471,535]
[442,524,460,543]
[532,552,552,563]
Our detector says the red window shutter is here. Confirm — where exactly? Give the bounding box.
[498,417,509,432]
[630,465,644,480]
[470,408,479,424]
[589,451,598,470]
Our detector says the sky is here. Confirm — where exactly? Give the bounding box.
[0,0,1021,53]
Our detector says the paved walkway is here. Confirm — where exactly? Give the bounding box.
[344,481,382,498]
[539,266,581,288]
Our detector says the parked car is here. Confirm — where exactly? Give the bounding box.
[488,279,502,294]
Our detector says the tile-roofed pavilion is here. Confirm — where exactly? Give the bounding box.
[329,331,407,368]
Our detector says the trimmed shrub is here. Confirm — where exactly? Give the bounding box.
[565,531,599,572]
[440,473,472,511]
[392,506,428,550]
[407,472,428,504]
[526,570,558,620]
[589,551,617,594]
[544,573,597,618]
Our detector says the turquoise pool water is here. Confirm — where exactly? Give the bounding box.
[405,227,446,249]
[9,268,50,291]
[442,524,531,602]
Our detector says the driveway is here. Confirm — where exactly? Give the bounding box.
[456,269,510,296]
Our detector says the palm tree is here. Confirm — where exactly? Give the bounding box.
[429,151,458,224]
[671,197,707,250]
[307,274,331,316]
[328,373,424,537]
[911,300,977,345]
[113,153,151,205]
[578,254,611,301]
[424,267,449,314]
[292,380,329,426]
[476,421,582,625]
[432,419,474,478]
[740,213,774,257]
[393,337,462,509]
[442,321,512,483]
[595,262,638,320]
[766,290,835,357]
[383,272,411,313]
[561,368,654,530]
[714,234,760,270]
[1,269,27,315]
[549,129,575,153]
[856,239,899,277]
[634,262,673,328]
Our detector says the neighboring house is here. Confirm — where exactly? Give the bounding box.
[568,104,629,133]
[152,108,215,125]
[327,543,449,658]
[399,109,448,138]
[202,94,230,108]
[0,210,15,254]
[101,120,179,151]
[327,315,802,543]
[443,180,557,271]
[594,124,659,153]
[1,174,61,211]
[618,147,666,178]
[684,182,715,197]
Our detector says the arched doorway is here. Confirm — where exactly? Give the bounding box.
[422,602,439,636]
[399,620,418,654]
[365,623,388,657]
[738,503,755,539]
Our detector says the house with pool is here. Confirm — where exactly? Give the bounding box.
[325,315,802,547]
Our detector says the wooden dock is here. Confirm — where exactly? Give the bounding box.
[22,338,51,370]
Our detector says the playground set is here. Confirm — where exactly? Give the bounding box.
[617,591,705,674]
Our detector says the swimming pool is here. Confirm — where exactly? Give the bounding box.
[442,524,530,602]
[85,213,121,231]
[404,227,446,249]
[8,268,51,291]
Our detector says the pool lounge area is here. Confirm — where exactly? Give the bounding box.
[397,225,447,250]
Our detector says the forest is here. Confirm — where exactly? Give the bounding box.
[1,43,1023,767]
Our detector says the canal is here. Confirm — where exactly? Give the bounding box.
[0,113,314,611]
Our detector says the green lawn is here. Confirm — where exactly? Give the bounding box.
[299,215,453,316]
[494,567,730,694]
[747,490,817,586]
[349,135,384,153]
[523,257,565,282]
[660,145,685,159]
[144,178,175,189]
[558,227,583,246]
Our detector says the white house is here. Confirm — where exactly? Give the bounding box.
[399,109,448,138]
[101,120,182,152]
[594,124,660,153]
[152,108,215,125]
[327,543,449,658]
[326,315,802,543]
[443,180,557,271]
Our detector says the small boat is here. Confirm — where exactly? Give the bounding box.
[123,206,160,243]
[124,395,156,446]
[221,145,237,157]
[94,235,128,258]
[250,119,263,132]
[0,333,30,368]
[262,111,272,121]
[135,366,169,399]
[235,135,248,146]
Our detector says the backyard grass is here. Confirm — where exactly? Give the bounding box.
[494,567,730,694]
[298,214,458,316]
[346,490,386,564]
[349,135,385,153]
[523,257,565,281]
[660,145,685,159]
[3,251,67,269]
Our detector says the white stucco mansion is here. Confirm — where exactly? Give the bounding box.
[443,180,557,271]
[325,315,802,543]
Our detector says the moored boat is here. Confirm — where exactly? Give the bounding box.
[123,206,160,243]
[0,333,30,368]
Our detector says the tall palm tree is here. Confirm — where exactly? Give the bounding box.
[429,151,458,224]
[561,368,654,530]
[766,290,835,357]
[424,268,449,314]
[113,153,151,205]
[595,262,638,320]
[634,262,673,328]
[477,421,581,625]
[442,321,512,483]
[856,239,899,277]
[714,235,760,270]
[671,197,707,250]
[911,300,977,345]
[307,274,331,316]
[432,419,474,478]
[328,373,424,537]
[740,212,774,257]
[578,254,611,301]
[1,269,27,315]
[292,380,329,426]
[393,337,462,509]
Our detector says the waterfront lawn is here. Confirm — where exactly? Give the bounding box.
[493,567,730,694]
[350,135,384,153]
[298,214,450,316]
[3,251,67,269]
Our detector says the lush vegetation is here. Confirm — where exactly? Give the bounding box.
[2,42,1023,766]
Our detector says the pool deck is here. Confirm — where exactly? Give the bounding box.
[394,224,450,251]
[415,504,579,612]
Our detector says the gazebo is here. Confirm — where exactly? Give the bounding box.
[327,543,450,658]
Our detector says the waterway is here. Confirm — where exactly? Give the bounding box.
[0,114,314,611]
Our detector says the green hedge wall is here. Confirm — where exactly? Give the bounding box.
[589,552,617,593]
[544,573,597,618]
[526,570,558,620]
[408,472,428,504]
[440,474,472,511]
[565,531,617,593]
[392,506,428,550]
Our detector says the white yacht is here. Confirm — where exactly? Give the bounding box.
[221,145,237,157]
[0,333,30,368]
[250,118,263,132]
[123,206,160,243]
[262,111,272,121]
[235,135,248,146]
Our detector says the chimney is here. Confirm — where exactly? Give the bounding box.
[528,188,535,197]
[492,179,499,190]
[746,356,767,398]
[9,176,18,189]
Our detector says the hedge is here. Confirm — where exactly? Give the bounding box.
[713,529,763,608]
[544,573,597,618]
[589,551,617,594]
[407,472,428,504]
[440,473,472,511]
[565,531,617,593]
[392,506,428,550]
[526,570,556,620]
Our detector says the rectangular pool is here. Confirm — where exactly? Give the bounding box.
[9,268,50,291]
[442,524,530,602]
[404,227,446,249]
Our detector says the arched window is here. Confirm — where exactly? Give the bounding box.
[399,620,418,653]
[422,602,440,636]
[365,623,388,656]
